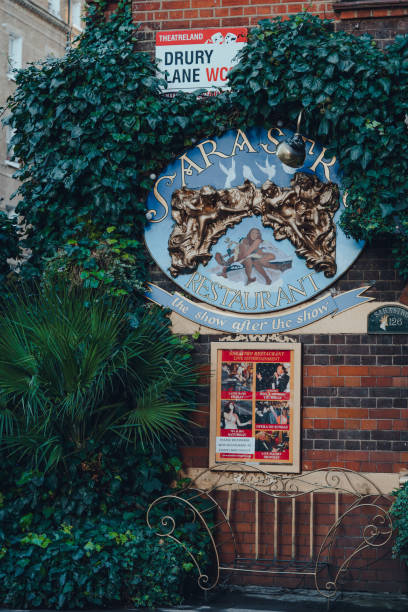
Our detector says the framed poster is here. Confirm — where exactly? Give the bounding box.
[209,342,301,473]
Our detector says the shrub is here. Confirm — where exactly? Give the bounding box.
[0,444,209,609]
[228,16,408,274]
[0,281,197,472]
[391,482,408,566]
[1,521,189,609]
[0,211,19,295]
[6,8,408,279]
[5,3,229,284]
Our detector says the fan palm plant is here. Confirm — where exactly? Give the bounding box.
[0,283,197,471]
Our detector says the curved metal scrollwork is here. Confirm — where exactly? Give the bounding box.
[315,499,393,599]
[146,489,237,591]
[146,464,393,599]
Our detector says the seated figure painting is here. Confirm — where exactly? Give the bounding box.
[215,227,292,286]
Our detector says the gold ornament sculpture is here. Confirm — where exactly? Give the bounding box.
[168,172,340,279]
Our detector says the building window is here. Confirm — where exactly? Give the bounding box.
[7,34,22,79]
[5,125,20,168]
[71,0,82,29]
[48,0,60,18]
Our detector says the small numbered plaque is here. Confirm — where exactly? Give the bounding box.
[368,305,408,334]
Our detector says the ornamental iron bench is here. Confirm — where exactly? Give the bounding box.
[146,464,393,604]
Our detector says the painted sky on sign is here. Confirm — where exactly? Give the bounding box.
[144,127,365,314]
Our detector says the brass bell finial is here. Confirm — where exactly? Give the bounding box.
[276,109,306,168]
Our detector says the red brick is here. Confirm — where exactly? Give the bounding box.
[307,366,338,376]
[214,7,229,15]
[303,449,331,460]
[369,366,401,376]
[377,419,393,430]
[338,366,369,376]
[337,450,367,461]
[314,419,330,429]
[184,9,199,18]
[230,6,243,15]
[361,377,377,386]
[352,8,372,17]
[339,9,357,18]
[286,3,302,11]
[162,19,192,27]
[134,1,160,9]
[218,0,250,5]
[369,451,395,462]
[344,376,361,387]
[329,418,345,429]
[329,376,345,386]
[369,409,400,420]
[372,8,389,17]
[256,4,273,14]
[399,283,408,306]
[191,0,220,6]
[271,4,290,14]
[313,376,331,386]
[180,446,208,465]
[347,419,361,429]
[393,463,408,473]
[394,377,408,387]
[344,460,362,471]
[377,377,393,386]
[196,17,222,25]
[313,460,333,469]
[152,10,169,19]
[161,0,186,8]
[303,407,337,418]
[302,418,314,429]
[360,462,379,472]
[393,420,408,431]
[360,9,374,17]
[389,7,408,15]
[373,462,394,472]
[338,408,368,419]
[191,411,209,427]
[225,15,253,23]
[361,419,378,430]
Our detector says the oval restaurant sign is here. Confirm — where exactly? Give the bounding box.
[145,127,369,332]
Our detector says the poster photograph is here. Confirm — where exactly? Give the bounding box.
[210,342,301,472]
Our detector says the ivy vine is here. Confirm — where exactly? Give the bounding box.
[4,3,408,287]
[0,212,19,296]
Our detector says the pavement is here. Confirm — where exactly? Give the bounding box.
[153,585,408,612]
[2,586,408,612]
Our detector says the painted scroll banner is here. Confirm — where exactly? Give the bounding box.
[145,283,372,333]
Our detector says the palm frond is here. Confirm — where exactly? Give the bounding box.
[0,284,198,471]
[0,401,18,439]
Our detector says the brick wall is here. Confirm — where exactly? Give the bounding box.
[173,239,407,476]
[211,490,407,592]
[131,0,336,52]
[130,0,408,52]
[337,14,408,47]
[131,0,408,593]
[169,242,407,585]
